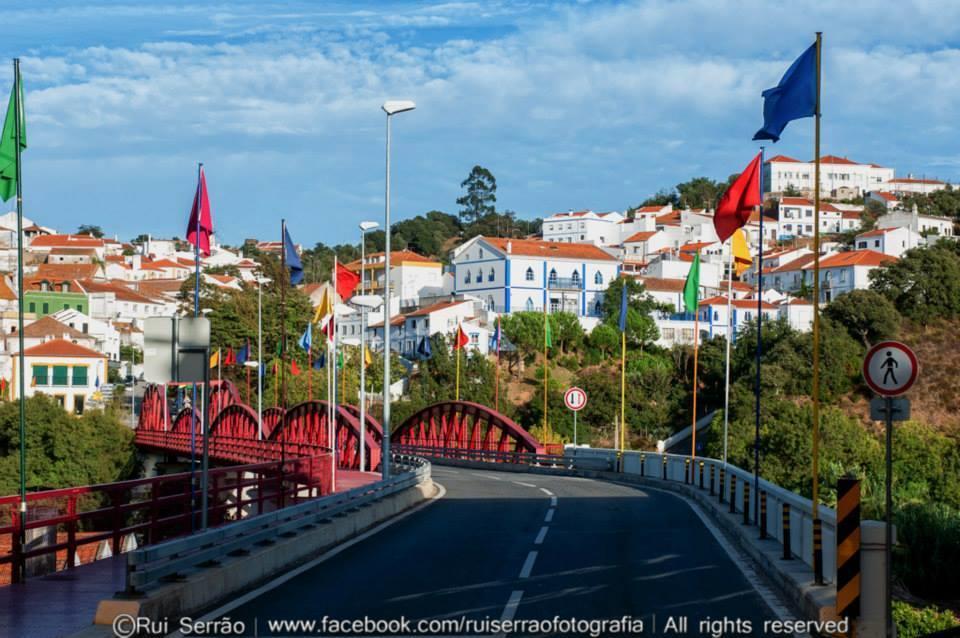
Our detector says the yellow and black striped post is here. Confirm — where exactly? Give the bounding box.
[662,455,667,479]
[729,474,737,513]
[743,481,751,525]
[640,454,645,477]
[782,503,792,560]
[699,461,705,489]
[685,458,691,484]
[814,518,824,585]
[836,478,861,623]
[718,468,725,503]
[709,464,715,495]
[759,491,768,539]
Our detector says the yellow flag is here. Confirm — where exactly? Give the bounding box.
[312,288,332,324]
[364,345,372,367]
[209,349,220,368]
[732,228,752,277]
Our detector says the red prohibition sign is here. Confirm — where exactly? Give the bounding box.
[862,341,919,397]
[564,387,587,411]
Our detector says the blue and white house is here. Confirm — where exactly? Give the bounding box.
[450,236,619,323]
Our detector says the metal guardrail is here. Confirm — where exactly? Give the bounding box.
[391,445,580,468]
[124,455,431,594]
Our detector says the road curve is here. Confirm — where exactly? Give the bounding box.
[215,466,784,636]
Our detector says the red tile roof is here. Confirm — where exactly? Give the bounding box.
[771,254,817,273]
[481,237,617,261]
[637,205,669,213]
[680,241,716,253]
[781,197,813,206]
[35,263,101,281]
[808,250,897,269]
[21,316,86,340]
[0,277,15,301]
[856,228,896,239]
[30,234,106,248]
[407,300,472,317]
[819,155,859,165]
[766,154,802,163]
[17,338,104,358]
[80,280,162,304]
[343,249,439,271]
[872,191,899,202]
[888,177,944,185]
[700,295,778,310]
[623,231,657,243]
[636,277,686,292]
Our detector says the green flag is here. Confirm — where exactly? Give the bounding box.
[683,251,701,314]
[544,314,553,349]
[337,350,344,370]
[0,70,25,203]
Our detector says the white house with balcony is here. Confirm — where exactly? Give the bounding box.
[765,155,894,197]
[777,198,862,238]
[804,250,897,302]
[451,236,619,321]
[542,210,624,246]
[10,339,107,415]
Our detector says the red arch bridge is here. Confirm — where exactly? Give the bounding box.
[135,380,547,469]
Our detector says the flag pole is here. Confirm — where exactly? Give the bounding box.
[279,219,287,497]
[811,31,824,585]
[332,256,339,488]
[190,161,202,531]
[723,246,734,468]
[455,333,461,401]
[307,333,312,401]
[690,252,700,460]
[543,279,549,441]
[755,146,765,532]
[494,315,500,412]
[12,58,27,584]
[620,329,626,455]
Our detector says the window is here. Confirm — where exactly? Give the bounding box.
[526,298,535,311]
[661,328,675,340]
[40,281,49,292]
[61,282,70,292]
[681,328,694,341]
[571,271,580,285]
[76,305,82,311]
[548,269,558,286]
[487,296,495,310]
[74,396,85,415]
[465,271,471,284]
[488,268,495,282]
[594,300,602,316]
[32,365,48,386]
[72,366,88,386]
[525,267,534,281]
[470,333,479,345]
[479,248,484,258]
[63,304,69,311]
[713,311,719,321]
[54,395,65,408]
[52,366,69,386]
[594,271,603,285]
[550,299,559,313]
[42,303,49,315]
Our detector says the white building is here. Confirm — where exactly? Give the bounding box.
[342,250,444,310]
[10,339,108,415]
[854,226,923,259]
[451,236,620,320]
[542,210,624,246]
[876,207,955,239]
[885,176,956,195]
[805,250,897,303]
[29,234,107,261]
[778,298,814,332]
[867,191,900,211]
[765,155,894,198]
[777,198,862,238]
[50,308,122,362]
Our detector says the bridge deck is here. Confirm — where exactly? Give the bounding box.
[0,469,379,638]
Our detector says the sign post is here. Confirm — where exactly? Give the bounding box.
[564,387,587,446]
[862,340,918,638]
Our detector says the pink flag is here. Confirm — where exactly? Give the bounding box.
[187,166,213,257]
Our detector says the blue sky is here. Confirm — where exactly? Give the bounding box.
[4,1,960,247]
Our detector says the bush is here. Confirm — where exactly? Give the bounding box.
[893,601,959,638]
[895,503,960,599]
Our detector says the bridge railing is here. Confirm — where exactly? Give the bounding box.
[567,447,837,582]
[392,444,566,466]
[0,452,333,585]
[124,454,431,594]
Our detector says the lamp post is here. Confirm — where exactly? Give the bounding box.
[352,294,383,474]
[381,99,415,480]
[358,221,379,471]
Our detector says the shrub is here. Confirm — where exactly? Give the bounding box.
[895,503,960,599]
[893,601,959,638]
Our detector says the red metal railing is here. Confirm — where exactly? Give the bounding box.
[134,429,329,465]
[0,446,333,585]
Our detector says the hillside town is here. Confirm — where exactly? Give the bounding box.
[1,154,955,415]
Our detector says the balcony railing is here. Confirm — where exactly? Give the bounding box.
[547,277,582,290]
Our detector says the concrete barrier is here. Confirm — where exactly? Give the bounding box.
[73,478,438,637]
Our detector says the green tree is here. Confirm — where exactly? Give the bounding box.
[587,323,618,358]
[456,165,497,225]
[824,289,901,346]
[676,177,727,209]
[870,243,960,324]
[599,277,663,348]
[77,224,104,238]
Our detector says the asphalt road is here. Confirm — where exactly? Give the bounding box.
[217,466,787,637]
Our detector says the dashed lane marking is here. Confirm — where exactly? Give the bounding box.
[534,526,549,545]
[519,550,538,579]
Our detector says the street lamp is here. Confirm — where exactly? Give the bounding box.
[352,294,383,473]
[253,276,269,439]
[381,99,415,480]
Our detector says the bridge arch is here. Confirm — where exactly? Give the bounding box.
[138,384,166,431]
[209,403,262,439]
[269,401,381,471]
[171,407,201,435]
[392,401,543,455]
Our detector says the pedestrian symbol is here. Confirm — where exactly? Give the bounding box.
[863,341,918,397]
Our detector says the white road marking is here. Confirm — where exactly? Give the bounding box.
[519,550,538,578]
[167,482,447,637]
[501,589,523,621]
[513,481,537,488]
[544,508,555,522]
[534,526,549,545]
[539,487,554,496]
[549,495,558,507]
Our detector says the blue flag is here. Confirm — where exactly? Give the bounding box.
[298,323,312,352]
[237,342,249,365]
[313,350,326,369]
[618,283,628,332]
[417,336,432,360]
[753,42,817,142]
[284,225,303,285]
[490,319,501,351]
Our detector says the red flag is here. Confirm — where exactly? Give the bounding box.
[713,152,762,243]
[224,347,235,365]
[335,264,361,300]
[453,323,470,350]
[291,359,301,376]
[187,166,214,257]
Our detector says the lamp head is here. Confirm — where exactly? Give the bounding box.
[382,100,416,115]
[359,221,380,232]
[351,294,384,310]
